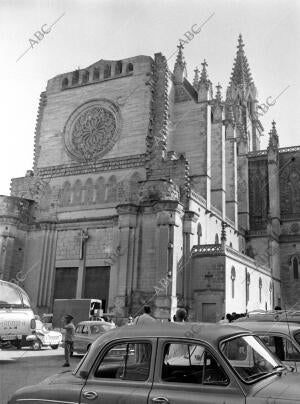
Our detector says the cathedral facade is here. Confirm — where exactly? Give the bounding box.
[0,36,299,322]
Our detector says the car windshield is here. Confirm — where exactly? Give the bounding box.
[0,283,23,308]
[221,335,281,383]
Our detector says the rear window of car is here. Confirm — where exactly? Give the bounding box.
[90,324,113,334]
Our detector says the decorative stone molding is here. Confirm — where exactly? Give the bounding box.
[35,154,145,178]
[64,99,121,162]
[33,92,47,172]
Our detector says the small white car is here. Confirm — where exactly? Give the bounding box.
[27,319,62,350]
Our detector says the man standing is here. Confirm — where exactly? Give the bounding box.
[62,314,75,367]
[175,308,187,322]
[133,305,156,325]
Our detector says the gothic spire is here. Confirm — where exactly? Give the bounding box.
[193,67,199,90]
[173,43,186,84]
[229,34,253,87]
[268,120,279,149]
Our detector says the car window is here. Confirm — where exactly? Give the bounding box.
[75,325,83,333]
[259,334,300,361]
[294,332,300,346]
[90,325,104,334]
[161,342,228,385]
[95,342,151,381]
[82,325,89,334]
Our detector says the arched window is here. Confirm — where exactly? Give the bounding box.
[197,223,202,245]
[93,68,100,80]
[231,267,236,299]
[129,172,141,201]
[82,70,89,84]
[60,181,71,206]
[84,178,94,205]
[230,242,233,247]
[62,77,68,89]
[293,257,299,279]
[126,63,133,73]
[106,175,117,202]
[215,233,219,244]
[72,180,82,205]
[95,177,105,203]
[259,277,262,303]
[115,61,122,75]
[72,70,79,85]
[246,270,250,305]
[104,64,111,79]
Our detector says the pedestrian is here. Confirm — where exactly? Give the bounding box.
[133,305,156,325]
[62,314,75,367]
[175,308,187,322]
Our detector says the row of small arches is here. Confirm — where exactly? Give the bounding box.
[62,62,134,89]
[59,173,142,207]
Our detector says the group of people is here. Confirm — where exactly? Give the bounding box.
[61,305,188,367]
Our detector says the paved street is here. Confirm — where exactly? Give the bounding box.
[0,346,81,404]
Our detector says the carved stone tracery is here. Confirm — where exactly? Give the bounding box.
[64,100,120,162]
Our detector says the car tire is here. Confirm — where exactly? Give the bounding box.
[51,345,59,350]
[31,339,42,351]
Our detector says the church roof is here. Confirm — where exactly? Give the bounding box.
[229,34,254,87]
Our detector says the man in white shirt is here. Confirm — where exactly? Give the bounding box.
[133,305,156,325]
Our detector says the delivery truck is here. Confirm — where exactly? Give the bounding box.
[52,298,103,328]
[0,280,36,348]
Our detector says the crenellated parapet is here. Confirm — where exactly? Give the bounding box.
[0,196,35,225]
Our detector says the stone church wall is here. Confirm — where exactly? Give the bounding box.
[36,56,153,169]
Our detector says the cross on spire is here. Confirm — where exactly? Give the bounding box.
[200,59,209,83]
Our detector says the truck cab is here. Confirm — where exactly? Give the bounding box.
[0,280,36,348]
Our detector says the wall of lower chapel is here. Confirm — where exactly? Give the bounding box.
[225,257,273,314]
[37,58,153,169]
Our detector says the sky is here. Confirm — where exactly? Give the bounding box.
[0,0,299,195]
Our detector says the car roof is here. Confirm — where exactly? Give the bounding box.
[77,321,114,326]
[231,321,300,333]
[95,322,250,343]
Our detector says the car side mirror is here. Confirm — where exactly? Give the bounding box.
[79,370,89,379]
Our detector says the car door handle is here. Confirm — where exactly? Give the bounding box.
[83,391,98,400]
[152,397,169,403]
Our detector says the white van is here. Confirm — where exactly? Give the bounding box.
[0,280,36,348]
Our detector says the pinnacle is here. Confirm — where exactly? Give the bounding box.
[193,67,199,89]
[174,42,186,72]
[199,59,209,83]
[216,83,222,102]
[268,120,279,149]
[229,34,253,87]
